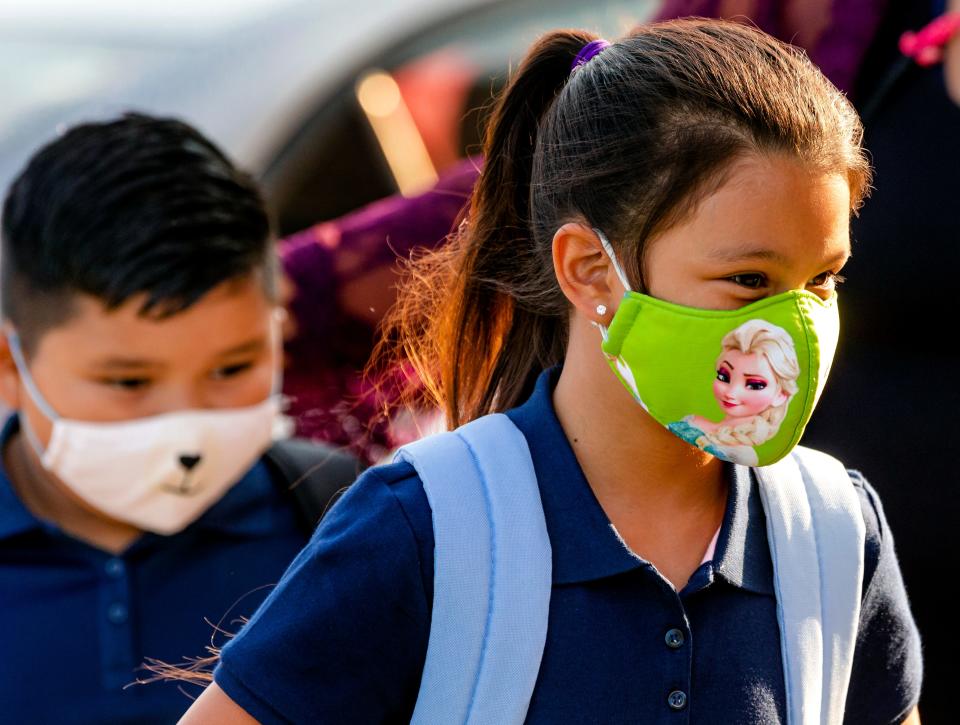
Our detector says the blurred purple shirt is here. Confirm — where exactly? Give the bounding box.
[280,159,480,462]
[654,0,889,95]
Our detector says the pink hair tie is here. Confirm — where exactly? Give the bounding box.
[900,12,960,67]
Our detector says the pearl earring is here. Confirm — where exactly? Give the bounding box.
[596,304,607,316]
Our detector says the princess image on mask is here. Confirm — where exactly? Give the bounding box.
[668,319,800,466]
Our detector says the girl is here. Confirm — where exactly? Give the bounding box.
[180,19,922,724]
[670,319,801,466]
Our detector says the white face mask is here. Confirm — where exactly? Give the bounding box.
[7,331,284,535]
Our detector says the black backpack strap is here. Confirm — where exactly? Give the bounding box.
[263,438,366,533]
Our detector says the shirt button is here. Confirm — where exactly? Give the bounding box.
[104,558,125,578]
[665,628,685,649]
[106,603,129,625]
[667,690,688,710]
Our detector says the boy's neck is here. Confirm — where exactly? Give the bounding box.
[3,429,142,554]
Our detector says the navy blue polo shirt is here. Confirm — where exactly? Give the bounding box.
[216,368,923,724]
[0,416,309,724]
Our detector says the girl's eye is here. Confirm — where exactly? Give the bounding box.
[211,362,254,380]
[808,271,846,290]
[716,368,731,383]
[746,379,768,391]
[728,273,767,290]
[102,377,151,391]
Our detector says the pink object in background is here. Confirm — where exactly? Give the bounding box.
[900,12,960,67]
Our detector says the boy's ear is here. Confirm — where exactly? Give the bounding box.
[0,332,22,409]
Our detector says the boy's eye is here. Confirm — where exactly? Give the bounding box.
[210,362,254,380]
[716,367,731,383]
[102,377,151,391]
[728,273,767,289]
[745,378,768,391]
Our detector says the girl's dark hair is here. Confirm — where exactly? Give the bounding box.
[375,18,871,429]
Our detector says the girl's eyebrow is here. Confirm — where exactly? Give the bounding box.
[721,359,735,370]
[707,245,851,268]
[707,245,790,264]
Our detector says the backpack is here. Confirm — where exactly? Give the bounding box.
[396,413,866,725]
[263,438,365,532]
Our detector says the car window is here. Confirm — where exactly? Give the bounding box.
[266,0,659,234]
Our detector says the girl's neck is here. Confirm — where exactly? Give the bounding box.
[553,322,727,514]
[553,339,728,590]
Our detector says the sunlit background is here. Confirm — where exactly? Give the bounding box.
[0,0,657,234]
[1,2,951,721]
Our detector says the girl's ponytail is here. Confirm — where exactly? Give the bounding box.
[376,30,598,428]
[376,20,870,431]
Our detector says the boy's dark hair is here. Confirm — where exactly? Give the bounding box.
[1,112,274,354]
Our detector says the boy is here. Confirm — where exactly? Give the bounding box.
[0,114,356,722]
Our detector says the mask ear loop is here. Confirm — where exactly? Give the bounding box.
[6,330,58,422]
[591,228,633,341]
[268,308,287,398]
[4,329,59,458]
[593,227,634,293]
[267,308,296,439]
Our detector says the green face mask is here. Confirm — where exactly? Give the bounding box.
[595,230,840,467]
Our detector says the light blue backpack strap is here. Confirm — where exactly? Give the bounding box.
[396,428,491,724]
[792,447,865,725]
[397,413,552,725]
[754,446,865,725]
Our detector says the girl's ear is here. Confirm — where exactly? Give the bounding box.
[0,333,22,409]
[552,223,626,324]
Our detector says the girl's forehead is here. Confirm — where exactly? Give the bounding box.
[651,154,852,268]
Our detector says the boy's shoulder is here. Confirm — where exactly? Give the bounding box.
[262,438,365,527]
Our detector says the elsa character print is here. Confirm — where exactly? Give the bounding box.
[668,319,800,466]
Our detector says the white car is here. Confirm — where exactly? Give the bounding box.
[0,0,657,232]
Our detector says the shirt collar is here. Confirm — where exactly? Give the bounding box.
[713,464,775,595]
[506,367,774,595]
[0,413,280,542]
[189,460,284,537]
